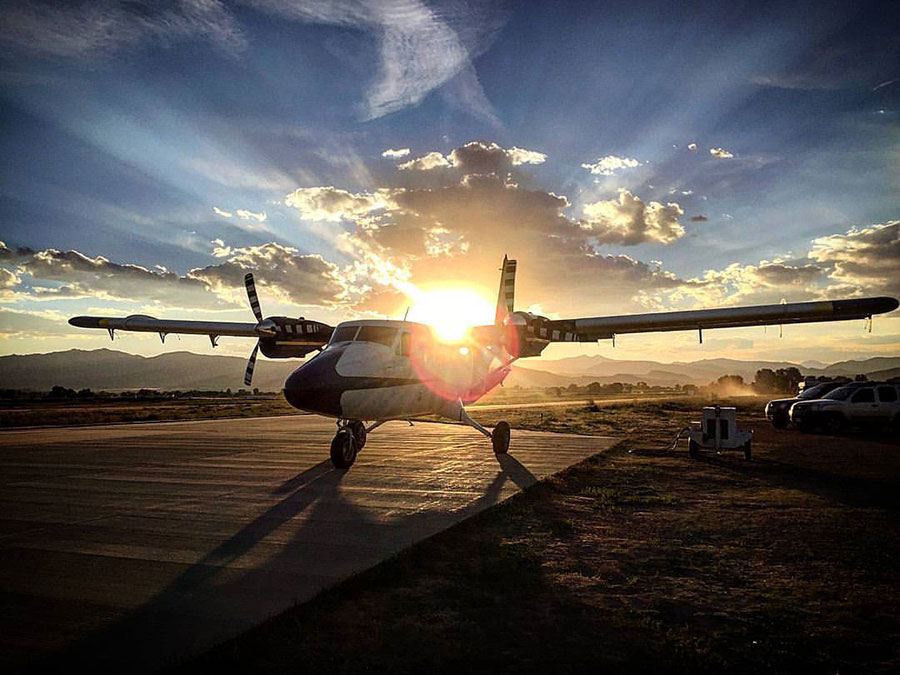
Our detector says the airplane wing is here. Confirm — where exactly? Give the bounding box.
[68,273,334,385]
[524,297,899,343]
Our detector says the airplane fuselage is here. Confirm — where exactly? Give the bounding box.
[283,319,512,422]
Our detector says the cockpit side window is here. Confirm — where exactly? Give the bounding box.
[330,325,359,344]
[399,332,411,356]
[355,326,398,346]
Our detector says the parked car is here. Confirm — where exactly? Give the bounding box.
[790,382,900,433]
[765,381,844,429]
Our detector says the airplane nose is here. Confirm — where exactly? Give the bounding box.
[283,347,345,417]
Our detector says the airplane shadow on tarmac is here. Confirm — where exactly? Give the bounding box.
[38,451,537,673]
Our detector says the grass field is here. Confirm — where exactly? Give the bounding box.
[0,396,300,428]
[169,397,900,674]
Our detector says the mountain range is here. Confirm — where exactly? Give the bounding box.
[1,349,897,393]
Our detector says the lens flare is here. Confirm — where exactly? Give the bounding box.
[406,287,494,342]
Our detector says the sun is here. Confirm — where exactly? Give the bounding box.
[406,287,495,342]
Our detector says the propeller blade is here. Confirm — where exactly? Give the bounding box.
[244,273,263,322]
[244,342,259,386]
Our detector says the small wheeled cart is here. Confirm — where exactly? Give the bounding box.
[687,405,753,459]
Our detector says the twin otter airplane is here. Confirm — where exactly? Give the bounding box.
[70,257,897,470]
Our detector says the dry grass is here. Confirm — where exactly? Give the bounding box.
[0,396,300,428]
[175,397,900,674]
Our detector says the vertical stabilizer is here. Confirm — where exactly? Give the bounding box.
[495,255,517,324]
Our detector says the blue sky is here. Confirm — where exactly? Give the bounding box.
[0,0,897,363]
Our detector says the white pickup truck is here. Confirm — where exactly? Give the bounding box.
[790,382,900,433]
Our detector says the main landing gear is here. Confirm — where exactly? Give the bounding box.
[328,412,512,470]
[460,409,511,454]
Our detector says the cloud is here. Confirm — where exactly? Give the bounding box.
[505,147,548,166]
[581,155,642,176]
[398,151,452,171]
[210,239,232,258]
[213,206,233,218]
[582,189,685,245]
[809,221,900,296]
[382,148,411,159]
[687,143,698,151]
[691,215,708,222]
[190,243,344,307]
[320,141,702,316]
[245,0,503,121]
[0,307,77,338]
[671,221,900,308]
[284,186,395,222]
[236,209,267,222]
[675,260,828,307]
[0,242,218,309]
[709,147,734,159]
[449,141,545,173]
[0,241,345,311]
[0,0,246,59]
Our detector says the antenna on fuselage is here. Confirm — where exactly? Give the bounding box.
[403,306,410,322]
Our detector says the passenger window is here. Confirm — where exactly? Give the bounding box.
[356,326,397,346]
[851,388,875,403]
[399,332,411,356]
[877,386,897,403]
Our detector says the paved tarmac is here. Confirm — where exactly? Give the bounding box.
[0,415,615,672]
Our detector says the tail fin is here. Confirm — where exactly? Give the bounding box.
[494,255,517,324]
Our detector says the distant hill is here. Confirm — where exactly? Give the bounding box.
[532,354,900,385]
[0,349,299,392]
[1,349,897,393]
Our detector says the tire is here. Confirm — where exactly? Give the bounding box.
[772,414,789,430]
[823,414,843,435]
[743,440,752,461]
[491,421,511,454]
[330,429,357,469]
[349,420,367,449]
[688,439,699,458]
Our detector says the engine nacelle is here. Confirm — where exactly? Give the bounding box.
[509,311,553,358]
[258,317,334,359]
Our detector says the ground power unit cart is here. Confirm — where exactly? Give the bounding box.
[686,405,753,460]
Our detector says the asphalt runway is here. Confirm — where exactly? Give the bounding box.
[0,415,616,672]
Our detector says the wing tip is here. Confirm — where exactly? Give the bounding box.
[69,316,102,329]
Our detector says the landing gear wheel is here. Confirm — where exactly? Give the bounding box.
[349,420,367,449]
[743,440,752,461]
[688,439,699,458]
[330,429,357,470]
[492,421,511,454]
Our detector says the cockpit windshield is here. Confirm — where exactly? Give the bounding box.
[329,325,359,344]
[327,324,398,347]
[356,326,397,346]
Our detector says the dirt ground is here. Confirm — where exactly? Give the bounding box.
[173,397,900,674]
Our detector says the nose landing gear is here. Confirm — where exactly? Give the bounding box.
[330,419,369,469]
